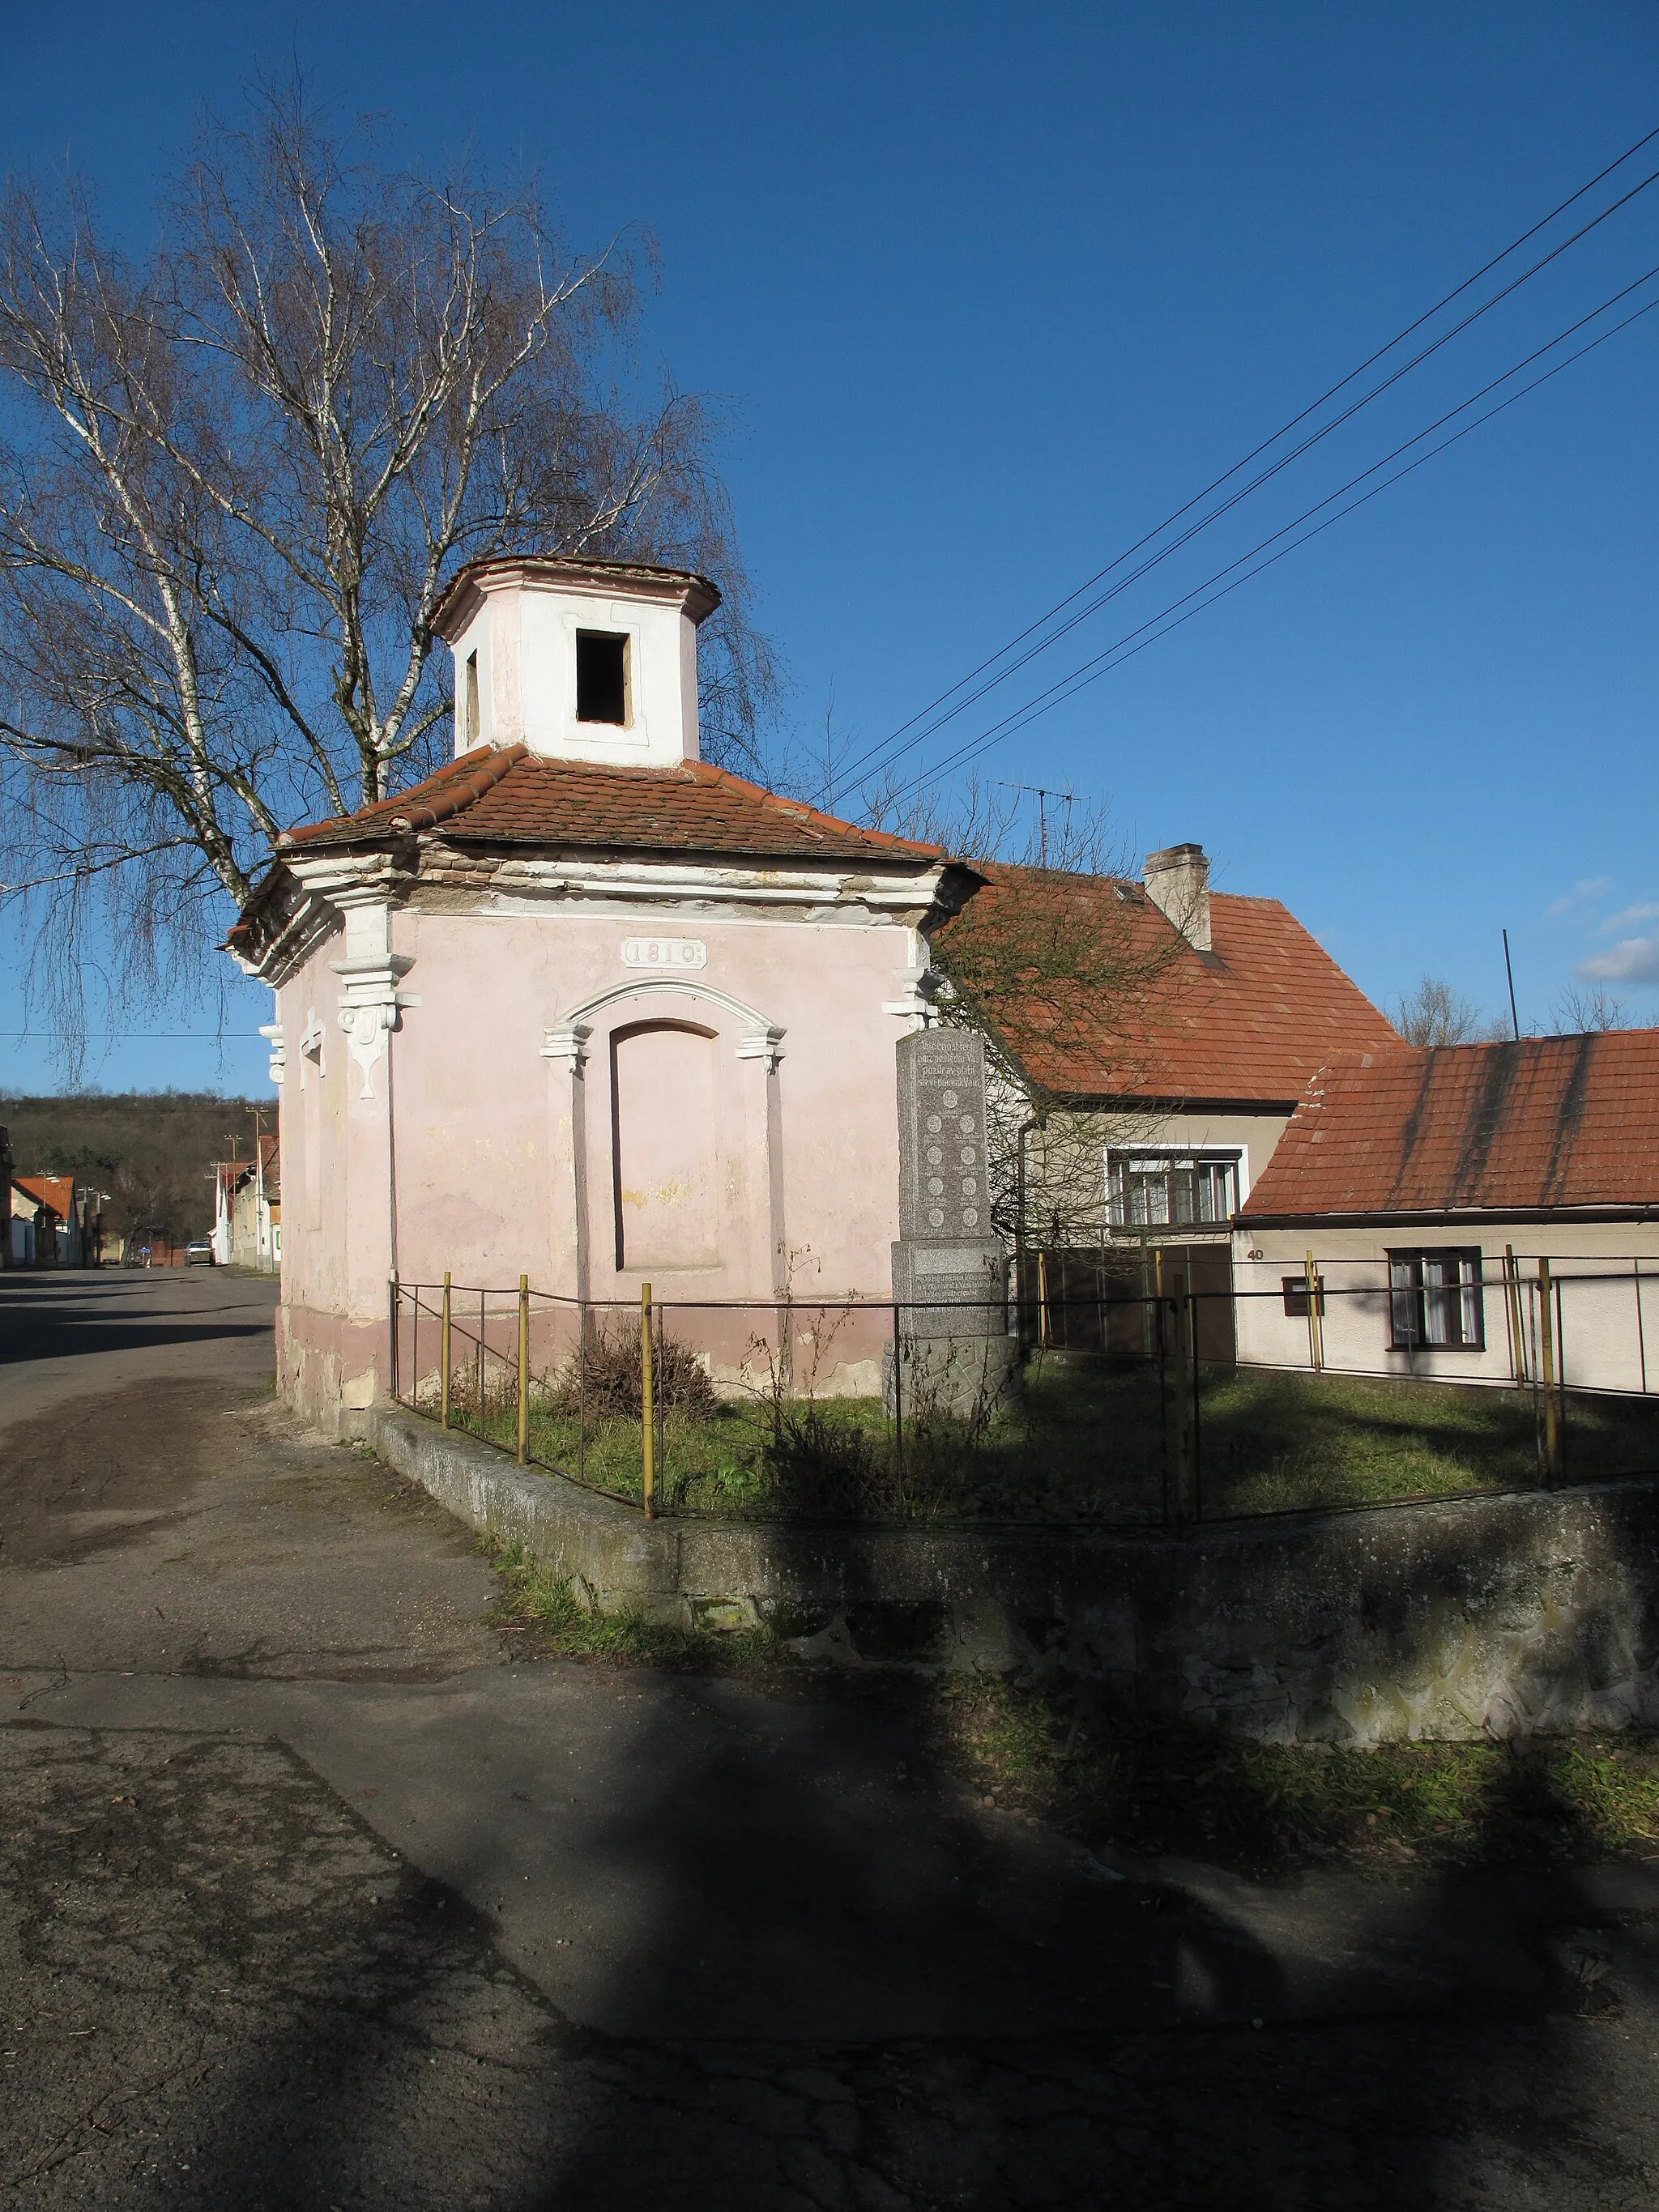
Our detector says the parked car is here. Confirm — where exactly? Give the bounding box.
[185,1242,215,1267]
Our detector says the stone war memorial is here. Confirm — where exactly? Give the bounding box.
[889,1028,1017,1416]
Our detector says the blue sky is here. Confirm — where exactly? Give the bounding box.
[3,0,1657,1093]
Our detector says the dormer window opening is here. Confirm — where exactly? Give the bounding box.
[463,650,480,746]
[576,630,629,726]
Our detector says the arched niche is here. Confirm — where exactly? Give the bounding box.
[608,1020,723,1271]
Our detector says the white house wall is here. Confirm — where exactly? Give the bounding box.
[1234,1221,1659,1394]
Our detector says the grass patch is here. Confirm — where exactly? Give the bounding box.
[476,1527,1659,1874]
[932,1676,1659,1874]
[436,1353,1659,1524]
[483,1535,780,1670]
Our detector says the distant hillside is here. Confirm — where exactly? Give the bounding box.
[1,1092,271,1247]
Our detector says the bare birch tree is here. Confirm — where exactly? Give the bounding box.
[1391,976,1506,1046]
[0,83,773,1063]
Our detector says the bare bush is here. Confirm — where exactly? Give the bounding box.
[549,1312,717,1421]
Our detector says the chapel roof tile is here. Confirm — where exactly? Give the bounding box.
[280,745,945,867]
[1240,1031,1659,1220]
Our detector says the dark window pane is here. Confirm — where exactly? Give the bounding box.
[576,630,628,724]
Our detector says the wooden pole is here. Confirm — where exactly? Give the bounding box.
[517,1275,529,1465]
[641,1281,655,1519]
[1304,1249,1322,1372]
[1538,1258,1561,1485]
[1637,1258,1648,1396]
[1504,1245,1526,1384]
[389,1276,400,1403]
[440,1272,452,1429]
[1170,1284,1198,1525]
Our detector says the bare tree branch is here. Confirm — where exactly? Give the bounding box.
[0,78,776,1072]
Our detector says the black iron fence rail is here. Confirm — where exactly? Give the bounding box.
[386,1260,1659,1530]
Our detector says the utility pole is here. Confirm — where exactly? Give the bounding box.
[246,1105,269,1271]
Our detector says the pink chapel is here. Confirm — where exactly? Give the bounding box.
[230,557,976,1426]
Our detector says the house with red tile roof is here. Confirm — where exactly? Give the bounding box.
[1233,1034,1659,1392]
[230,556,976,1423]
[931,841,1401,1357]
[211,1135,281,1271]
[9,1173,92,1267]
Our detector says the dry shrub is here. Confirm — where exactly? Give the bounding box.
[761,1407,887,1518]
[549,1313,718,1421]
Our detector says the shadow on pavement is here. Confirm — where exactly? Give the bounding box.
[11,1683,1647,2210]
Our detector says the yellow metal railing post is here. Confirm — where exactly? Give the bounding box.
[641,1281,655,1519]
[517,1275,529,1464]
[1537,1257,1561,1485]
[440,1271,452,1429]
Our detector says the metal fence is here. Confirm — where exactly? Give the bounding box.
[388,1256,1659,1528]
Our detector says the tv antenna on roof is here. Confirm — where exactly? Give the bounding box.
[996,781,1075,867]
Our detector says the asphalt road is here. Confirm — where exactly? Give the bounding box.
[2,1268,1659,2208]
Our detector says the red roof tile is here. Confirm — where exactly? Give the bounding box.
[281,746,945,867]
[1241,1033,1659,1221]
[932,864,1399,1103]
[14,1174,73,1218]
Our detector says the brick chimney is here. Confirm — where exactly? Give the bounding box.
[1143,843,1211,952]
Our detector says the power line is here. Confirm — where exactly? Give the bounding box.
[834,121,1659,798]
[886,274,1659,799]
[901,281,1659,792]
[0,1030,267,1040]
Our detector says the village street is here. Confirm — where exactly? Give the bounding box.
[2,1270,1658,2209]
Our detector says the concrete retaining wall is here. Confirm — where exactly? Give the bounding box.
[362,1404,1659,1747]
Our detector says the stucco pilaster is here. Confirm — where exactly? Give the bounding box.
[736,1036,787,1301]
[541,1021,593,1302]
[327,893,415,1345]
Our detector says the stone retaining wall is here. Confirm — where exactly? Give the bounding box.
[361,1404,1659,1747]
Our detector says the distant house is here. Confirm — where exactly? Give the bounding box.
[1234,1033,1659,1392]
[940,842,1400,1357]
[211,1136,280,1271]
[9,1174,93,1268]
[9,1179,49,1266]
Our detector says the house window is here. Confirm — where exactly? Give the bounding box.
[576,629,629,725]
[463,650,480,745]
[1106,1149,1239,1229]
[1282,1275,1325,1317]
[1388,1249,1485,1350]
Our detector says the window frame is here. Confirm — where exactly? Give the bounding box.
[1386,1247,1486,1352]
[575,628,631,727]
[1104,1146,1242,1231]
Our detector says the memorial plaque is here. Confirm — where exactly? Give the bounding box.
[896,1028,992,1244]
[891,1237,1005,1336]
